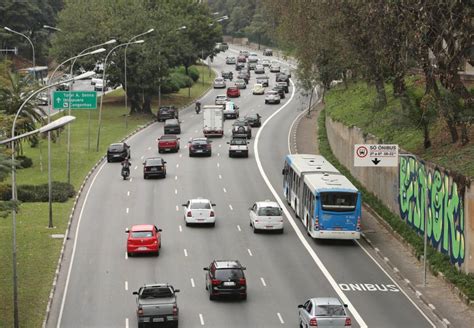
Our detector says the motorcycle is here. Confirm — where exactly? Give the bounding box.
[195,102,201,114]
[121,166,130,180]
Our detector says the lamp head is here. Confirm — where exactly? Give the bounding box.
[147,28,155,34]
[4,26,13,32]
[74,71,95,80]
[134,40,145,44]
[89,48,106,55]
[105,39,117,45]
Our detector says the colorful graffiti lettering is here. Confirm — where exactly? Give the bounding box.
[399,157,465,265]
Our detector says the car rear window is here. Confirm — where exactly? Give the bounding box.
[146,159,163,166]
[314,305,346,316]
[131,231,153,238]
[161,135,176,140]
[190,202,211,209]
[192,140,208,145]
[140,287,173,299]
[108,144,124,151]
[257,207,281,216]
[231,139,247,145]
[215,269,244,280]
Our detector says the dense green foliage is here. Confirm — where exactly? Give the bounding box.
[318,108,474,301]
[0,181,74,202]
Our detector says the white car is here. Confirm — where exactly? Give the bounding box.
[225,56,236,64]
[213,78,226,89]
[265,90,280,104]
[215,95,228,105]
[182,198,216,226]
[254,64,265,74]
[249,200,284,233]
[261,59,270,67]
[248,54,258,63]
[227,138,249,158]
[94,80,105,91]
[252,83,265,95]
[270,61,281,72]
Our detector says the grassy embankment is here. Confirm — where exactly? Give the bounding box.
[0,65,215,328]
[318,78,474,301]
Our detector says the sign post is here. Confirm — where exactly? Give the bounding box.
[52,91,97,110]
[354,144,398,167]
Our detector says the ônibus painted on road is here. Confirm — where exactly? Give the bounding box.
[282,154,361,239]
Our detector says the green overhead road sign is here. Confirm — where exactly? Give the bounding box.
[52,91,97,110]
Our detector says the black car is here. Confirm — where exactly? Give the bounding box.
[221,71,233,81]
[276,81,289,93]
[263,48,273,56]
[143,157,167,179]
[276,72,289,83]
[244,113,262,127]
[232,119,252,139]
[189,138,212,157]
[204,260,247,300]
[272,86,286,99]
[107,142,130,162]
[164,119,181,134]
[235,62,245,71]
[157,106,178,122]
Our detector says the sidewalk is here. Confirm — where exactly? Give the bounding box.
[293,106,474,328]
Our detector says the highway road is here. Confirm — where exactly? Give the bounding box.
[47,47,441,328]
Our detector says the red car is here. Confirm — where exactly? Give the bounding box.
[158,135,180,153]
[227,86,240,98]
[126,224,162,257]
[237,55,246,63]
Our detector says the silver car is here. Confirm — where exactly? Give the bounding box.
[298,297,351,328]
[213,78,226,89]
[264,90,280,104]
[215,95,228,105]
[270,61,281,72]
[254,64,265,74]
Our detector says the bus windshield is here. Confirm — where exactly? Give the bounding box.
[320,192,357,212]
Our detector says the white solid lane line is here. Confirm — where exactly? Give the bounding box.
[277,313,284,324]
[247,249,253,256]
[191,278,195,288]
[184,249,188,257]
[260,277,266,287]
[125,281,128,291]
[237,225,241,231]
[254,79,368,327]
[199,314,205,326]
[229,204,233,210]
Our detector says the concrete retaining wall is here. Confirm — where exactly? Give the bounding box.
[325,116,473,273]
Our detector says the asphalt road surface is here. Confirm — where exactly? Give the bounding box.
[46,47,440,328]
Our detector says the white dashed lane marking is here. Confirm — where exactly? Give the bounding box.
[126,208,129,214]
[184,249,188,257]
[217,163,220,168]
[176,205,179,211]
[127,191,130,196]
[277,313,284,324]
[191,278,195,288]
[179,225,182,232]
[199,314,205,326]
[247,249,253,256]
[175,189,178,195]
[175,175,178,180]
[218,174,222,179]
[125,281,128,291]
[237,225,241,231]
[147,146,151,150]
[229,204,233,210]
[134,166,137,170]
[223,188,227,193]
[129,178,133,182]
[176,164,179,168]
[125,318,129,328]
[140,155,144,159]
[260,277,266,287]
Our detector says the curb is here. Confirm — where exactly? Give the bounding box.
[41,79,213,327]
[361,203,452,327]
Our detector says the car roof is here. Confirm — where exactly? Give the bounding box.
[165,118,179,124]
[255,200,279,208]
[145,157,163,162]
[213,260,243,269]
[190,198,211,203]
[160,135,177,139]
[131,224,154,232]
[267,90,278,94]
[311,297,344,306]
[216,94,227,98]
[253,83,263,87]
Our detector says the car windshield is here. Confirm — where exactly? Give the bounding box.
[257,207,281,216]
[314,305,346,317]
[146,159,162,166]
[140,287,173,299]
[267,91,277,95]
[108,144,124,151]
[320,192,357,212]
[215,269,244,280]
[131,231,153,238]
[190,202,211,209]
[231,139,247,145]
[215,78,223,82]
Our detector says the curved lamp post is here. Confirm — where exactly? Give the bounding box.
[4,26,35,74]
[125,29,154,127]
[43,25,62,32]
[96,40,144,152]
[3,71,92,328]
[45,48,105,229]
[65,39,116,183]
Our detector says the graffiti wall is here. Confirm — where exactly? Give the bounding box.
[399,157,465,266]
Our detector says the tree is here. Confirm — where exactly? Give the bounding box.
[0,152,16,218]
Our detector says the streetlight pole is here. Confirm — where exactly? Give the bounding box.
[46,49,105,229]
[4,26,35,75]
[125,29,154,128]
[6,72,90,328]
[66,39,116,183]
[96,40,144,152]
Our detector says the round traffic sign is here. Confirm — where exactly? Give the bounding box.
[356,145,368,158]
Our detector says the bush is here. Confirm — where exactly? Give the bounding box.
[161,77,180,94]
[170,72,193,88]
[0,181,75,202]
[176,66,200,82]
[16,155,33,169]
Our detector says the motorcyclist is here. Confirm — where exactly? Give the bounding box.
[121,158,131,179]
[195,100,201,114]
